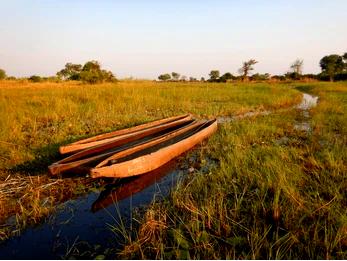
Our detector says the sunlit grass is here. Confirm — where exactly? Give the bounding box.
[0,80,301,241]
[0,80,300,170]
[120,81,347,259]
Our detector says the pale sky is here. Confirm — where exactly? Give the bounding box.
[0,0,346,79]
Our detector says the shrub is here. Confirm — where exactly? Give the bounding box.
[0,69,6,80]
[158,74,171,81]
[29,75,42,82]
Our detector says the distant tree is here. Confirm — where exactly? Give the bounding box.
[0,69,6,80]
[79,60,116,84]
[189,77,197,82]
[319,54,344,82]
[57,63,82,80]
[171,72,180,81]
[343,53,347,71]
[101,70,116,82]
[79,71,100,84]
[29,75,42,82]
[219,72,235,82]
[290,59,304,76]
[271,75,286,81]
[200,77,205,82]
[158,73,171,81]
[302,74,318,81]
[251,73,270,81]
[56,60,115,84]
[180,75,187,81]
[239,59,258,81]
[82,60,100,72]
[285,71,301,80]
[6,76,16,80]
[209,70,220,82]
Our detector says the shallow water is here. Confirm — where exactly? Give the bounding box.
[296,93,319,110]
[0,152,216,259]
[0,161,184,259]
[294,93,318,131]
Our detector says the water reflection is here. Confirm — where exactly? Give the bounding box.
[0,160,183,259]
[294,93,318,132]
[296,93,319,110]
[91,161,178,212]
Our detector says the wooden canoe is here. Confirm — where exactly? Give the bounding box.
[59,114,191,154]
[90,119,217,179]
[48,118,199,175]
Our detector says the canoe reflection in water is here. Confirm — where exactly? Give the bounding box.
[91,160,178,212]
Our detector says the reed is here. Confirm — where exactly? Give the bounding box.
[0,80,300,240]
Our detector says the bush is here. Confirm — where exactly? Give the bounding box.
[0,69,6,80]
[56,60,116,84]
[29,75,42,82]
[80,71,103,84]
[79,61,116,84]
[334,72,347,81]
[317,72,347,81]
[158,74,171,81]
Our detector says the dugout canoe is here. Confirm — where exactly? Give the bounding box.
[90,119,217,179]
[59,114,191,154]
[48,118,199,175]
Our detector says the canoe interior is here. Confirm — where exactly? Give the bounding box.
[61,114,190,149]
[58,119,195,165]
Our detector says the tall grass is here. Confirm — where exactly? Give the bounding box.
[0,80,301,240]
[119,82,347,259]
[0,80,300,170]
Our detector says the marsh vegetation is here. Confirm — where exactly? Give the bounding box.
[0,80,346,259]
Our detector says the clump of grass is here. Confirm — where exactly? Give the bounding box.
[119,82,347,259]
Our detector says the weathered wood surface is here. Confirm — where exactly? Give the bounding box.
[49,117,196,175]
[90,119,217,178]
[59,114,191,154]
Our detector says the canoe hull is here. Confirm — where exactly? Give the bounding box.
[90,119,217,178]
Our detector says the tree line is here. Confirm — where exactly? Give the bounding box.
[0,60,116,84]
[0,53,346,83]
[157,53,347,82]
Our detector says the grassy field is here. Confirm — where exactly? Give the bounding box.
[118,82,347,259]
[0,80,300,240]
[0,80,346,259]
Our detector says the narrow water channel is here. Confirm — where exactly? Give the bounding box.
[0,161,185,259]
[294,93,319,131]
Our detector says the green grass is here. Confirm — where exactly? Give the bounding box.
[119,82,347,259]
[0,80,300,170]
[0,80,300,240]
[1,80,345,259]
